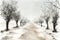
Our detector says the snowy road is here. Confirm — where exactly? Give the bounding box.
[0,22,60,40]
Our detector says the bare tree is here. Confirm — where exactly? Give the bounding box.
[20,17,29,26]
[40,15,50,29]
[47,0,59,32]
[1,0,19,31]
[12,11,20,28]
[39,20,43,27]
[41,8,50,29]
[38,18,44,27]
[52,13,59,32]
[45,16,50,29]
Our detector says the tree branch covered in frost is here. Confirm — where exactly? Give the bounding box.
[47,0,60,9]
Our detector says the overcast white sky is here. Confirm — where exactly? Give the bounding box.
[17,0,48,21]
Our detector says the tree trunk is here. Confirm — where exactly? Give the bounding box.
[46,21,49,29]
[53,23,57,32]
[16,20,18,27]
[41,23,42,27]
[6,20,10,31]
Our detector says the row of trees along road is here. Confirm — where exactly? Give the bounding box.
[39,0,59,32]
[1,0,20,31]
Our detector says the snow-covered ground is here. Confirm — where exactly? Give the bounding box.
[0,14,60,40]
[0,19,60,40]
[0,22,51,40]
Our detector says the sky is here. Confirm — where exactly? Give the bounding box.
[0,0,59,21]
[17,0,48,21]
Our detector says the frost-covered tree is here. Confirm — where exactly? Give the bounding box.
[1,0,20,31]
[37,18,44,27]
[35,20,44,27]
[46,0,59,32]
[52,13,59,32]
[41,8,50,29]
[39,20,43,27]
[45,16,50,29]
[12,11,20,28]
[20,17,29,26]
[40,0,59,32]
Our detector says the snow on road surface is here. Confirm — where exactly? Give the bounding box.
[0,22,53,40]
[0,22,60,40]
